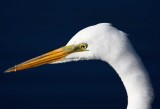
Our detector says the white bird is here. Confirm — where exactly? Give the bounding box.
[5,23,154,109]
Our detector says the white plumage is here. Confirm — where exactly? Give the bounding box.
[5,23,154,109]
[52,23,154,109]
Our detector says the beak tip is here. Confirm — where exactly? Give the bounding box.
[4,69,10,73]
[4,67,16,73]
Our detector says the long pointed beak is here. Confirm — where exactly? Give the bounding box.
[5,46,73,73]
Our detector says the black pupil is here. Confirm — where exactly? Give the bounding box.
[81,45,85,48]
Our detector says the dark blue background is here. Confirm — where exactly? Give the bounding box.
[0,0,160,109]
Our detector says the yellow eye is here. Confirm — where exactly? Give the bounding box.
[80,43,88,49]
[71,43,88,52]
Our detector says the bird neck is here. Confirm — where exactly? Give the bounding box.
[105,47,153,109]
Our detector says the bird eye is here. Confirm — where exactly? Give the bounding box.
[80,43,88,49]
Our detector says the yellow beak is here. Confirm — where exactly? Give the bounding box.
[5,46,73,73]
[5,43,88,73]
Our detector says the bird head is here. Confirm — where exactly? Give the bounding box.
[5,23,126,73]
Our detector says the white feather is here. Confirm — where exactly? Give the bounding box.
[52,23,154,109]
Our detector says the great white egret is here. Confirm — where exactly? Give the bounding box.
[5,23,153,109]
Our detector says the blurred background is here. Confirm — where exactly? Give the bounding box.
[0,0,159,109]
